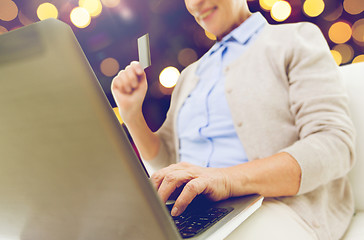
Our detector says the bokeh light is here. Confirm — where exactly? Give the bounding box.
[113,107,123,124]
[70,7,91,28]
[330,50,342,65]
[303,0,325,17]
[343,0,364,16]
[178,48,198,67]
[118,6,134,21]
[10,25,22,31]
[323,5,343,22]
[37,2,58,20]
[352,55,364,63]
[100,57,120,77]
[18,11,34,26]
[0,0,18,21]
[259,0,280,11]
[271,1,291,22]
[205,30,216,40]
[159,66,180,89]
[79,0,102,17]
[329,21,352,44]
[193,30,214,48]
[333,44,354,64]
[352,19,364,44]
[101,0,120,8]
[0,26,8,34]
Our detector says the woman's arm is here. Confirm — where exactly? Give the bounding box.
[151,152,301,216]
[282,23,355,195]
[227,152,301,197]
[111,61,160,161]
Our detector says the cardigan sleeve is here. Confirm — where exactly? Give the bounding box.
[142,94,178,173]
[281,22,356,195]
[142,68,191,173]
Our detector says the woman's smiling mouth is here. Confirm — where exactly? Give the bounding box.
[198,6,218,20]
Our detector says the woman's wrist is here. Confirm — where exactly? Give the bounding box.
[221,165,256,198]
[122,110,144,129]
[123,111,161,161]
[223,152,301,198]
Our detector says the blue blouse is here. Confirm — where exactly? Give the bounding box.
[177,12,267,168]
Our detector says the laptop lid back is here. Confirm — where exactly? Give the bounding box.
[0,19,180,240]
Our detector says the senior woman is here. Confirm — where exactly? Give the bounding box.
[111,0,355,239]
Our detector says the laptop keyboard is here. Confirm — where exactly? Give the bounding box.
[167,202,233,238]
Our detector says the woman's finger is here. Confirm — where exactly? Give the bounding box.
[171,178,208,216]
[157,171,192,203]
[150,163,187,189]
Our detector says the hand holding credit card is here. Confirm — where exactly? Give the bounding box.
[110,34,152,126]
[138,33,151,69]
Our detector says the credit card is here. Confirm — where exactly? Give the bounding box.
[137,33,151,69]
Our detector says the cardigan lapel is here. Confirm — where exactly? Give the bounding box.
[174,61,201,116]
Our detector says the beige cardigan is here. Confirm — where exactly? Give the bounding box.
[145,22,356,239]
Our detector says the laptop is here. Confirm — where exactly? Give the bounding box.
[0,19,263,240]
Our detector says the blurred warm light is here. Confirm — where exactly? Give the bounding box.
[159,66,180,88]
[271,1,291,22]
[70,7,91,28]
[343,0,364,15]
[352,19,364,43]
[323,5,343,22]
[352,55,364,63]
[333,44,354,64]
[149,81,164,98]
[193,30,214,48]
[205,30,216,40]
[100,57,120,77]
[101,0,120,8]
[37,2,58,20]
[329,21,352,44]
[303,0,325,17]
[330,50,342,65]
[178,48,198,67]
[259,0,280,11]
[119,7,134,21]
[0,26,8,34]
[10,26,21,31]
[19,11,33,26]
[79,0,102,17]
[0,0,18,21]
[112,107,123,125]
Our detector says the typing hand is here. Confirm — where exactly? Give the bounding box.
[150,162,232,216]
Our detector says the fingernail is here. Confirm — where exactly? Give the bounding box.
[171,207,179,216]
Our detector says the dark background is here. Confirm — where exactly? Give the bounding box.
[1,0,363,131]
